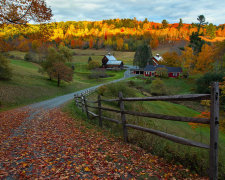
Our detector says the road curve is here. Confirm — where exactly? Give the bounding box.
[28,68,136,110]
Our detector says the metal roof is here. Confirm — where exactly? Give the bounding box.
[105,55,117,61]
[106,60,122,65]
[153,55,163,61]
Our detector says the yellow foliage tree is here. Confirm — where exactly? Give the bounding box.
[180,46,196,72]
[195,44,214,73]
[161,52,181,67]
[116,38,124,50]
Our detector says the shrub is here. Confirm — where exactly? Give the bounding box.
[88,60,100,70]
[196,72,224,94]
[88,56,92,63]
[150,78,167,96]
[104,82,136,98]
[128,80,135,87]
[89,68,108,79]
[0,53,12,80]
[97,85,107,96]
[145,78,152,84]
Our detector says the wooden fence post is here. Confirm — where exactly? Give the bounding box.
[83,95,89,120]
[98,95,102,127]
[119,92,128,143]
[209,82,219,180]
[74,95,77,107]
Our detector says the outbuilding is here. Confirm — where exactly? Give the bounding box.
[102,53,124,68]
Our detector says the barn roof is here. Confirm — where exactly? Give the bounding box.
[153,54,163,61]
[107,60,122,65]
[105,54,117,61]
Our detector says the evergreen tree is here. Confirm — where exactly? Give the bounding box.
[133,44,153,68]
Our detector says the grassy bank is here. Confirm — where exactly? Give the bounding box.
[66,79,225,179]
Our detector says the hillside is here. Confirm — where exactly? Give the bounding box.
[72,78,225,178]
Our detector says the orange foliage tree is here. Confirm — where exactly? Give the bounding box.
[0,0,52,24]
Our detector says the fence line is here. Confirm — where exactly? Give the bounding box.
[74,82,219,180]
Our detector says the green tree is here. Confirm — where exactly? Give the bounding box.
[88,60,100,70]
[133,44,153,68]
[206,23,216,39]
[162,19,169,29]
[0,53,12,80]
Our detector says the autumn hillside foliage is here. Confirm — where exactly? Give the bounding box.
[0,18,225,52]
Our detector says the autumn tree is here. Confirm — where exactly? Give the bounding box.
[116,38,124,50]
[0,0,52,24]
[194,44,214,73]
[0,53,12,80]
[51,62,73,87]
[133,44,153,68]
[180,46,196,72]
[161,52,181,67]
[40,45,73,83]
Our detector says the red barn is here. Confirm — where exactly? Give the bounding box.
[144,65,182,78]
[102,53,123,69]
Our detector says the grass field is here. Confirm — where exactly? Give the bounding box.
[70,79,225,178]
[0,52,125,111]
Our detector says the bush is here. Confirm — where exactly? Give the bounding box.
[104,82,136,98]
[88,56,92,63]
[24,51,39,63]
[0,53,12,80]
[88,60,100,70]
[89,68,108,79]
[128,80,135,87]
[150,78,167,96]
[145,78,152,84]
[196,72,224,94]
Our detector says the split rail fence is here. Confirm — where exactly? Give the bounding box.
[74,82,220,180]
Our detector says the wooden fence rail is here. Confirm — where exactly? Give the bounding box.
[74,82,219,180]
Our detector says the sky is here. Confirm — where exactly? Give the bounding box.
[46,0,225,25]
